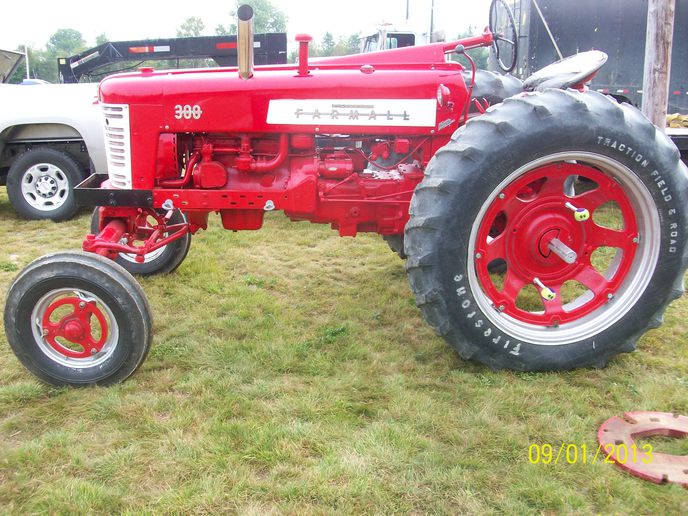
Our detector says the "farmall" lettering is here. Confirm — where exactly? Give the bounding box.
[294,106,410,121]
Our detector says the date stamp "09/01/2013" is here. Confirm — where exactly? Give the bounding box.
[528,443,653,466]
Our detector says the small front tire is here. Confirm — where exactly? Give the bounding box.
[4,252,152,386]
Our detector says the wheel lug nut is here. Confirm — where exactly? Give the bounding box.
[90,348,98,355]
[533,277,556,301]
[498,193,505,200]
[42,328,49,336]
[79,301,86,309]
[475,252,482,259]
[565,202,590,221]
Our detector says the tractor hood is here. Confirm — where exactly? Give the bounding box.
[0,49,23,83]
[99,63,466,137]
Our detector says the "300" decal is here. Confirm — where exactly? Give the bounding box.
[174,104,203,120]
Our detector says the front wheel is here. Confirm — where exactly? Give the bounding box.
[90,208,191,276]
[4,252,152,386]
[406,90,688,371]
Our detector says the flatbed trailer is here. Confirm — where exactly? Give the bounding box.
[58,34,287,83]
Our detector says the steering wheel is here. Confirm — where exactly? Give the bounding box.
[489,0,518,73]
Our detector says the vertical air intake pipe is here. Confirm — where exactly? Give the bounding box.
[237,4,254,80]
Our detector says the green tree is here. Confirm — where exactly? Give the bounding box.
[23,29,87,83]
[95,33,109,45]
[46,29,86,57]
[333,34,361,56]
[216,0,287,35]
[320,32,335,56]
[452,26,488,69]
[177,16,205,37]
[9,46,31,83]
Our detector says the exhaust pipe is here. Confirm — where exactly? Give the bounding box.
[237,4,254,80]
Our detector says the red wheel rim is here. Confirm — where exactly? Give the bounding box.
[41,296,109,358]
[32,288,119,368]
[474,161,639,327]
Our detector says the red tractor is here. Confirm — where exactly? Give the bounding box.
[4,2,687,386]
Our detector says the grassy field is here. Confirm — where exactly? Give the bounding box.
[0,186,686,514]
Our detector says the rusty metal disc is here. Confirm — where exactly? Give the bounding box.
[598,411,688,488]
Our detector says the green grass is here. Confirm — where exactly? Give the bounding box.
[0,186,686,514]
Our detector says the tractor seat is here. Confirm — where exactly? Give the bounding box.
[523,50,608,91]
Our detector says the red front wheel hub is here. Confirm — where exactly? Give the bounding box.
[42,296,109,358]
[32,288,119,368]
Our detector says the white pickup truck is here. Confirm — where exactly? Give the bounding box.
[0,49,105,220]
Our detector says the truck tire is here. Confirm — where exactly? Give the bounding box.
[90,208,191,276]
[6,148,84,221]
[405,89,688,371]
[4,252,152,386]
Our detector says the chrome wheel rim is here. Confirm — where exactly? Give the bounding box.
[21,163,70,211]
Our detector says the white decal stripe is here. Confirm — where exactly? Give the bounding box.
[267,99,437,127]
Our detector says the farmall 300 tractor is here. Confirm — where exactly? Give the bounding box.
[4,2,687,385]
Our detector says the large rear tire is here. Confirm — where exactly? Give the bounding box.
[4,252,152,386]
[406,89,688,371]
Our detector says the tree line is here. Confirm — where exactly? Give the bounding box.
[10,0,360,83]
[9,0,485,83]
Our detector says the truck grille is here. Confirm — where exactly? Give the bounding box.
[101,103,132,189]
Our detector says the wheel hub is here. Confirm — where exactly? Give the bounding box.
[40,295,109,360]
[474,160,641,327]
[61,319,86,341]
[505,201,583,282]
[20,163,70,211]
[35,175,58,198]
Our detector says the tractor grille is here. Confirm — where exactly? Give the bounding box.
[101,103,132,189]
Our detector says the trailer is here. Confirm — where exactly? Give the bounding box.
[58,34,287,84]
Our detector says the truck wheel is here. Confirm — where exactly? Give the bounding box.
[4,252,152,386]
[90,209,191,276]
[6,148,84,221]
[405,89,688,371]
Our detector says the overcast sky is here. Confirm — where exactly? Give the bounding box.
[1,0,492,51]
